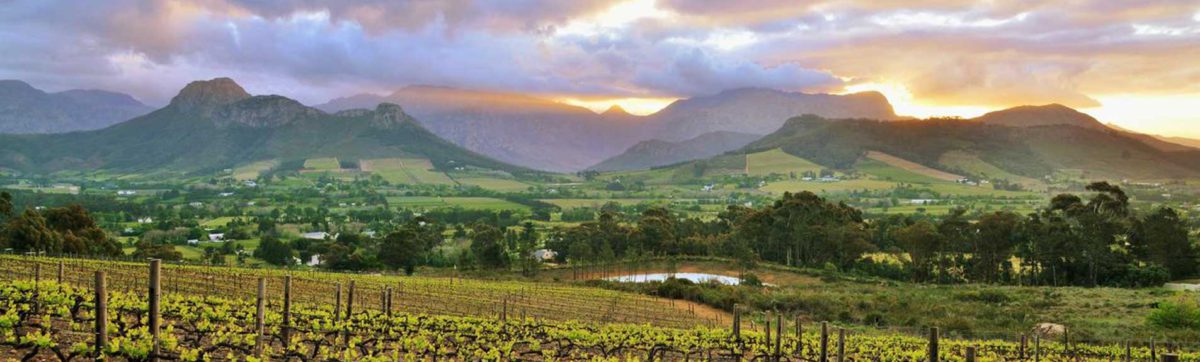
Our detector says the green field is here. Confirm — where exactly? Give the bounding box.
[232,160,277,181]
[385,196,528,211]
[541,198,663,209]
[361,158,456,185]
[303,157,341,170]
[200,216,238,228]
[456,177,529,191]
[938,151,1044,189]
[746,148,823,176]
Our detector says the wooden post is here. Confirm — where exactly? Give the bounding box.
[1034,335,1040,362]
[766,318,772,352]
[820,322,829,362]
[283,275,292,343]
[57,261,64,285]
[774,314,782,362]
[1020,334,1027,359]
[149,259,161,362]
[928,327,938,362]
[1124,341,1131,362]
[95,271,107,357]
[33,263,40,312]
[1163,354,1179,362]
[347,280,355,319]
[732,309,741,341]
[1151,339,1157,362]
[795,318,803,357]
[837,328,845,362]
[256,278,265,356]
[335,282,342,321]
[385,287,393,317]
[966,346,976,362]
[502,297,508,321]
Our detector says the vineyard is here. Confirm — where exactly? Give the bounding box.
[0,256,1196,361]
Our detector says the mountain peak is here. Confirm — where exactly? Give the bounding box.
[169,77,251,111]
[0,79,44,99]
[213,95,321,128]
[974,103,1105,130]
[601,104,632,117]
[371,102,417,128]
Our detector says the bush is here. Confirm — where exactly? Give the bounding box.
[1148,299,1200,330]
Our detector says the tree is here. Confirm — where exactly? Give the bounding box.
[1132,208,1197,279]
[470,224,508,269]
[5,209,60,254]
[379,228,421,274]
[0,191,12,218]
[970,212,1023,283]
[255,234,293,266]
[132,240,183,261]
[895,220,942,282]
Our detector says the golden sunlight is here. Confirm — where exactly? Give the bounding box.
[839,82,991,119]
[556,96,678,116]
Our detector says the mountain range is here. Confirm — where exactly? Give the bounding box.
[0,78,525,175]
[1,77,1199,182]
[318,87,898,172]
[0,80,153,134]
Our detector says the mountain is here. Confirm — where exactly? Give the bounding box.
[590,131,762,171]
[319,86,898,172]
[0,78,528,175]
[319,86,646,172]
[642,88,899,142]
[975,104,1107,130]
[739,106,1200,181]
[0,80,153,134]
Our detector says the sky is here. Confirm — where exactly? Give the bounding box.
[2,0,1199,137]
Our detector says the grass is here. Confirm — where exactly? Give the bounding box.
[938,151,1044,190]
[232,160,277,181]
[456,177,529,192]
[541,198,664,209]
[865,151,963,181]
[385,196,529,211]
[760,179,900,194]
[303,157,341,170]
[746,148,823,176]
[361,158,456,185]
[553,258,1197,341]
[200,217,238,229]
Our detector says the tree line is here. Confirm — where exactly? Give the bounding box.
[545,182,1196,287]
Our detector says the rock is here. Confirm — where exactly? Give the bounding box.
[1032,323,1066,337]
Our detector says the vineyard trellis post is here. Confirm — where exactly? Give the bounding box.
[256,277,266,357]
[149,259,161,362]
[57,261,63,286]
[1124,341,1131,362]
[95,270,107,357]
[774,314,782,362]
[347,280,355,319]
[1034,334,1040,362]
[33,263,40,313]
[335,282,342,321]
[794,318,802,357]
[820,322,829,362]
[1152,339,1158,361]
[966,346,976,362]
[837,327,845,362]
[386,287,393,317]
[1020,334,1027,359]
[928,327,938,362]
[732,308,741,341]
[283,275,292,343]
[1163,353,1179,362]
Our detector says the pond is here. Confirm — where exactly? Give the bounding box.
[605,272,745,285]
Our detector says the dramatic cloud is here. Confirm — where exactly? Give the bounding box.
[0,0,1197,135]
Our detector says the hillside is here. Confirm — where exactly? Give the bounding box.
[0,78,529,175]
[319,86,899,172]
[742,112,1200,181]
[0,80,153,134]
[589,131,761,171]
[974,103,1107,130]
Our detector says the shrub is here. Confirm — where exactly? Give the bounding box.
[1148,298,1200,330]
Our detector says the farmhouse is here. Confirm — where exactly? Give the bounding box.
[531,249,557,262]
[207,233,225,242]
[302,231,335,240]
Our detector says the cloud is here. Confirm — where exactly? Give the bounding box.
[0,0,1197,117]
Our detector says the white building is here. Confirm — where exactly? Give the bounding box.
[531,249,557,262]
[302,231,333,240]
[207,233,225,242]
